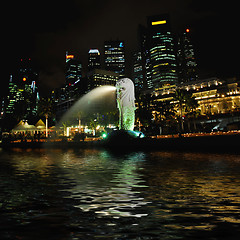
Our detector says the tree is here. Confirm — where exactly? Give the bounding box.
[61,121,71,137]
[154,100,176,135]
[185,97,200,132]
[38,98,54,137]
[185,96,199,113]
[173,89,191,132]
[74,111,87,133]
[88,116,99,136]
[135,93,153,129]
[154,100,176,123]
[98,111,118,130]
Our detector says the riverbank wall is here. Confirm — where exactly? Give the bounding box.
[1,134,239,153]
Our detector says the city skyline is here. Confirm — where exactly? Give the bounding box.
[1,0,239,96]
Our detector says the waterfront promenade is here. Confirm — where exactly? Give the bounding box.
[1,131,240,153]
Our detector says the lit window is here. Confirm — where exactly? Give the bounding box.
[152,20,167,25]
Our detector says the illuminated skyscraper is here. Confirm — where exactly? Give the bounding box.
[66,52,82,86]
[88,49,101,71]
[65,52,82,99]
[87,69,119,90]
[133,51,144,93]
[5,75,19,115]
[137,24,153,90]
[104,40,125,76]
[147,14,178,89]
[4,59,39,126]
[177,28,198,83]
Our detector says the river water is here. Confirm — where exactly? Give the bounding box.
[0,148,240,239]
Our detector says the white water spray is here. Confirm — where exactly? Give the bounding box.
[58,85,117,129]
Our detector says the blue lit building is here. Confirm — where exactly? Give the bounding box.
[104,40,125,77]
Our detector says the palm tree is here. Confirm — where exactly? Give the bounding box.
[135,93,153,129]
[185,97,200,132]
[173,89,191,133]
[98,111,118,130]
[154,100,176,123]
[89,117,99,136]
[38,98,54,137]
[74,111,86,133]
[154,100,176,135]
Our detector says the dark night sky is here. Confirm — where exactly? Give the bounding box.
[1,0,239,96]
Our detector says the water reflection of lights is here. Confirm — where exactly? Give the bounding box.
[2,149,240,239]
[143,151,240,229]
[155,130,240,139]
[10,148,54,176]
[59,151,151,218]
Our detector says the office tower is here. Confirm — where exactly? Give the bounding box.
[104,40,125,76]
[5,58,39,123]
[87,69,119,90]
[0,98,4,120]
[17,58,38,83]
[133,51,144,93]
[137,24,153,90]
[65,52,82,99]
[88,49,101,71]
[147,14,178,89]
[66,52,82,86]
[54,53,84,120]
[177,28,198,83]
[5,75,19,115]
[16,58,39,119]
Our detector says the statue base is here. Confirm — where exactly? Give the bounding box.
[102,130,145,149]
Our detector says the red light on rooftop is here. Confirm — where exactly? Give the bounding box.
[186,28,190,33]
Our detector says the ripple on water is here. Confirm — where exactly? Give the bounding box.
[1,149,240,239]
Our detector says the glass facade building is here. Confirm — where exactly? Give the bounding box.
[104,41,125,77]
[137,24,153,90]
[66,53,82,86]
[87,69,119,90]
[147,14,178,89]
[133,51,144,93]
[88,49,101,71]
[5,75,19,115]
[4,59,39,122]
[177,29,198,83]
[65,53,82,99]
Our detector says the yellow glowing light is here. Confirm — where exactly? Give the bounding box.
[152,20,167,25]
[66,55,74,59]
[23,77,27,81]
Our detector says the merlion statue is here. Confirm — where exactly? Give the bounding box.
[116,78,135,131]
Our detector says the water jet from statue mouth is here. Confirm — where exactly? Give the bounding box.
[107,86,116,91]
[54,85,118,136]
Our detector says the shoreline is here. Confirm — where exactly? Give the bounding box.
[1,133,239,153]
